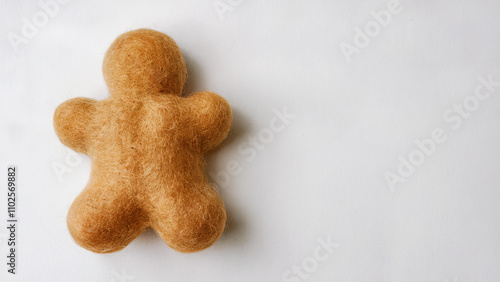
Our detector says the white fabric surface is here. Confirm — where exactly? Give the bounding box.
[1,0,500,281]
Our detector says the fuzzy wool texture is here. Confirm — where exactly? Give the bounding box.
[53,29,232,254]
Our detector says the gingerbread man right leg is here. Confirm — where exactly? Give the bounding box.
[149,183,227,253]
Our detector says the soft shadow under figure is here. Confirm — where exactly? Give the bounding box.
[207,108,250,244]
[181,51,204,98]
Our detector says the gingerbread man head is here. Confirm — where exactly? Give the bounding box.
[54,29,231,253]
[103,29,187,97]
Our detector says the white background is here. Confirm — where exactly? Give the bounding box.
[1,0,500,281]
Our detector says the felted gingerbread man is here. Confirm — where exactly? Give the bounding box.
[53,29,231,253]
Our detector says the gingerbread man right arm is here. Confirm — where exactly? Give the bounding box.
[53,97,97,154]
[184,91,232,152]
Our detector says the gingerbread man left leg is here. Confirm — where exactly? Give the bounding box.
[67,179,149,253]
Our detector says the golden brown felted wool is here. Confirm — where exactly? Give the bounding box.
[53,29,231,254]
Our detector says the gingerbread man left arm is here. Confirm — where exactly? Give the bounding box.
[53,97,98,154]
[184,91,232,152]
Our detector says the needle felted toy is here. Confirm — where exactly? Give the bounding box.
[53,29,231,253]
